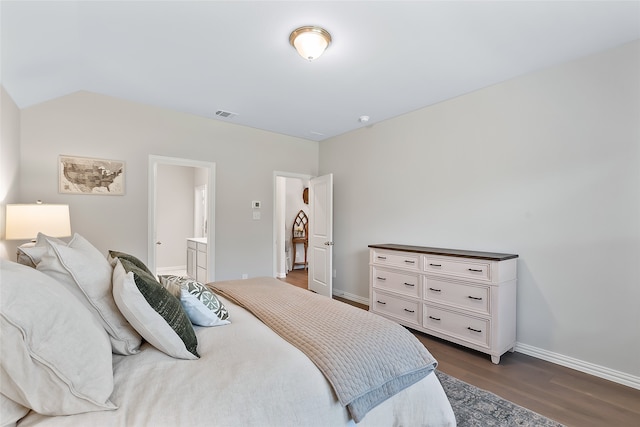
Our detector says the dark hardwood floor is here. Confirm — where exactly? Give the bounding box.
[280,269,640,427]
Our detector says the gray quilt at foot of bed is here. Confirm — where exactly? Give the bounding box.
[210,277,438,423]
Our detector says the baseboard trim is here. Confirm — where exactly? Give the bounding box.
[515,342,640,390]
[328,292,640,390]
[156,265,187,274]
[331,289,369,306]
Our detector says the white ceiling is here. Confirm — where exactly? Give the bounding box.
[2,1,639,141]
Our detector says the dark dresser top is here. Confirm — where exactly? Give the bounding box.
[368,244,518,261]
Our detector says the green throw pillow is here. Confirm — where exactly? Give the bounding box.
[120,260,199,358]
[108,250,155,277]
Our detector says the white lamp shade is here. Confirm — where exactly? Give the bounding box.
[5,204,71,240]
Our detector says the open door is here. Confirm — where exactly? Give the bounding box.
[148,155,216,280]
[308,174,333,296]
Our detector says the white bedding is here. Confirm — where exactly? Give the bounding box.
[17,295,456,427]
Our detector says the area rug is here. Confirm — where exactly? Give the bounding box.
[435,370,565,427]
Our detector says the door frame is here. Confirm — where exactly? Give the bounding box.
[148,155,216,281]
[272,171,312,278]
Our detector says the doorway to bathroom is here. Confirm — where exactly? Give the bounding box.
[148,155,215,281]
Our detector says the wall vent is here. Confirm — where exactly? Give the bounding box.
[215,110,238,119]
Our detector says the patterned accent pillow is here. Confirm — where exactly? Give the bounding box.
[178,289,230,327]
[159,275,229,321]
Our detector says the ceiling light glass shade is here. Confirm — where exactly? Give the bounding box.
[5,204,71,240]
[289,26,332,61]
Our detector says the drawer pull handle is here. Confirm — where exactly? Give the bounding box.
[376,300,386,305]
[429,263,442,267]
[467,327,482,333]
[404,308,415,313]
[428,287,441,292]
[403,282,415,287]
[428,316,441,321]
[468,268,483,272]
[377,256,387,260]
[468,296,483,300]
[404,260,415,264]
[376,277,387,281]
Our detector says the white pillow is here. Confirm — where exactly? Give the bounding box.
[0,259,116,415]
[1,393,29,427]
[36,233,142,355]
[16,245,43,269]
[179,289,231,327]
[112,259,199,360]
[16,232,67,268]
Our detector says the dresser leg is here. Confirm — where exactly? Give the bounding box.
[491,355,500,364]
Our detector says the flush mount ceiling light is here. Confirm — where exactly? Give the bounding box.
[289,26,332,61]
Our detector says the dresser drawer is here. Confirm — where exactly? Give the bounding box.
[424,277,490,315]
[424,256,491,281]
[372,250,420,271]
[371,267,420,298]
[371,290,420,326]
[423,305,489,349]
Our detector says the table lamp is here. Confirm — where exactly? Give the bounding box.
[5,202,71,249]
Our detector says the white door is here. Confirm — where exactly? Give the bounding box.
[308,174,333,296]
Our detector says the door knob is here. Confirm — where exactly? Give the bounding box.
[156,241,162,245]
[324,241,334,246]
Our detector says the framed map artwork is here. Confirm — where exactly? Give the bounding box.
[59,155,125,195]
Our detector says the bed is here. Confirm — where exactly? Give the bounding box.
[1,233,456,427]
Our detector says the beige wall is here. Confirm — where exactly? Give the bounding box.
[17,91,319,280]
[0,87,21,260]
[319,41,640,379]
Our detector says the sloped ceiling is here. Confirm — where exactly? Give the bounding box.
[1,1,639,141]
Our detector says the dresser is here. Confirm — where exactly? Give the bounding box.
[369,244,518,364]
[187,238,207,283]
